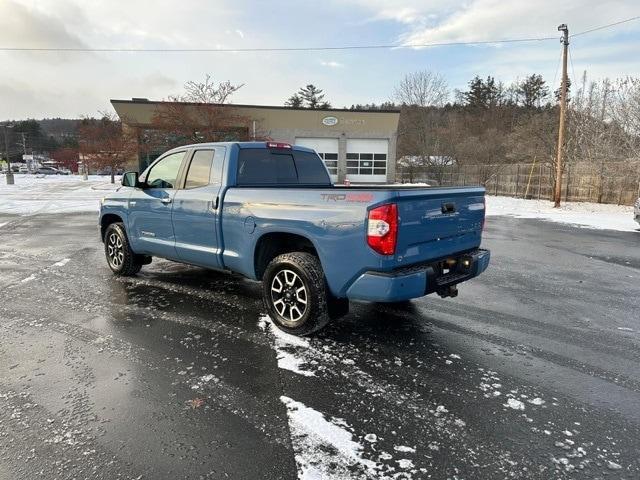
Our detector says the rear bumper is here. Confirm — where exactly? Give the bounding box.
[345,248,490,302]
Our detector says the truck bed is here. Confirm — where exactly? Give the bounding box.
[221,184,485,297]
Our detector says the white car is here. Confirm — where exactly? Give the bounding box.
[635,197,640,225]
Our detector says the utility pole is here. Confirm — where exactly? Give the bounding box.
[554,24,569,208]
[2,124,15,185]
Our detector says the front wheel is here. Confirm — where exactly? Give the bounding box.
[104,222,143,276]
[262,252,331,336]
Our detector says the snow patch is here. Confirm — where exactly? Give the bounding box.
[259,315,316,377]
[394,445,416,453]
[607,460,622,470]
[0,175,119,215]
[280,396,379,478]
[364,433,377,443]
[20,274,37,283]
[528,397,545,405]
[277,350,316,377]
[52,258,70,267]
[485,196,637,232]
[504,398,525,410]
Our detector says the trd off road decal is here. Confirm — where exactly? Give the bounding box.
[320,193,374,203]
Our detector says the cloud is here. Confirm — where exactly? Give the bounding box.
[345,0,456,25]
[342,0,640,47]
[320,60,344,68]
[391,0,640,46]
[0,0,88,49]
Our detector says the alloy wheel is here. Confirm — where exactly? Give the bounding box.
[271,269,308,325]
[107,232,124,268]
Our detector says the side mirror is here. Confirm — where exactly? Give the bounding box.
[122,171,140,188]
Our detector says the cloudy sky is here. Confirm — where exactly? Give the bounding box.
[1,0,639,119]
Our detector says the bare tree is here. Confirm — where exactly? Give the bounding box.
[180,74,244,104]
[394,71,449,107]
[78,114,137,183]
[149,75,253,150]
[611,76,640,160]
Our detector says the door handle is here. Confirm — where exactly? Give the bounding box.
[161,197,172,205]
[441,202,456,214]
[212,196,219,210]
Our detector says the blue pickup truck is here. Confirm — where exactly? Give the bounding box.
[99,141,490,335]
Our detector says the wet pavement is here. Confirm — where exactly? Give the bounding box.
[0,212,639,479]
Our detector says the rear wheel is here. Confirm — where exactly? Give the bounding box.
[104,222,143,276]
[262,252,331,336]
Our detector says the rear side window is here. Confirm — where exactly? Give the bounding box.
[294,151,331,184]
[185,150,214,189]
[237,148,330,185]
[237,149,297,185]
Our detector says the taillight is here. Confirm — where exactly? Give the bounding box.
[367,203,398,255]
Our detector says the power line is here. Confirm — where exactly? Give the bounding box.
[0,15,637,54]
[570,15,640,38]
[0,36,558,53]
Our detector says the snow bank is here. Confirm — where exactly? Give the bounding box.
[0,174,120,215]
[486,195,637,232]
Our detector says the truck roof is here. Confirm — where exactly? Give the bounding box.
[165,141,315,153]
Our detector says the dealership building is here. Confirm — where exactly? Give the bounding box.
[111,99,400,184]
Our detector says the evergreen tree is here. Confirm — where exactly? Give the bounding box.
[462,76,504,109]
[554,77,572,103]
[298,84,329,109]
[517,74,549,108]
[285,94,303,108]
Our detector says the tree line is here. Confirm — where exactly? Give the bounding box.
[3,71,639,192]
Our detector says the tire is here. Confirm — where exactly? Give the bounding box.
[262,252,331,336]
[104,222,143,276]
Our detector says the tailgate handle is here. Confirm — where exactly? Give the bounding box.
[442,202,456,214]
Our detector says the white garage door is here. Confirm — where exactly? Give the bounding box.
[346,139,388,183]
[295,137,339,182]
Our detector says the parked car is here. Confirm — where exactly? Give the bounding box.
[36,166,67,175]
[99,142,490,335]
[18,165,29,173]
[635,197,640,225]
[96,167,124,176]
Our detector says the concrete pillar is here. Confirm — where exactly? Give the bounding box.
[387,133,397,184]
[337,134,347,184]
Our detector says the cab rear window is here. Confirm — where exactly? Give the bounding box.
[237,149,330,186]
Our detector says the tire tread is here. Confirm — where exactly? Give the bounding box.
[263,252,331,336]
[105,222,142,276]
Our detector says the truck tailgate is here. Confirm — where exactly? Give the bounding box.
[394,187,485,264]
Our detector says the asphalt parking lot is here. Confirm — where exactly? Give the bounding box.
[0,212,639,479]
